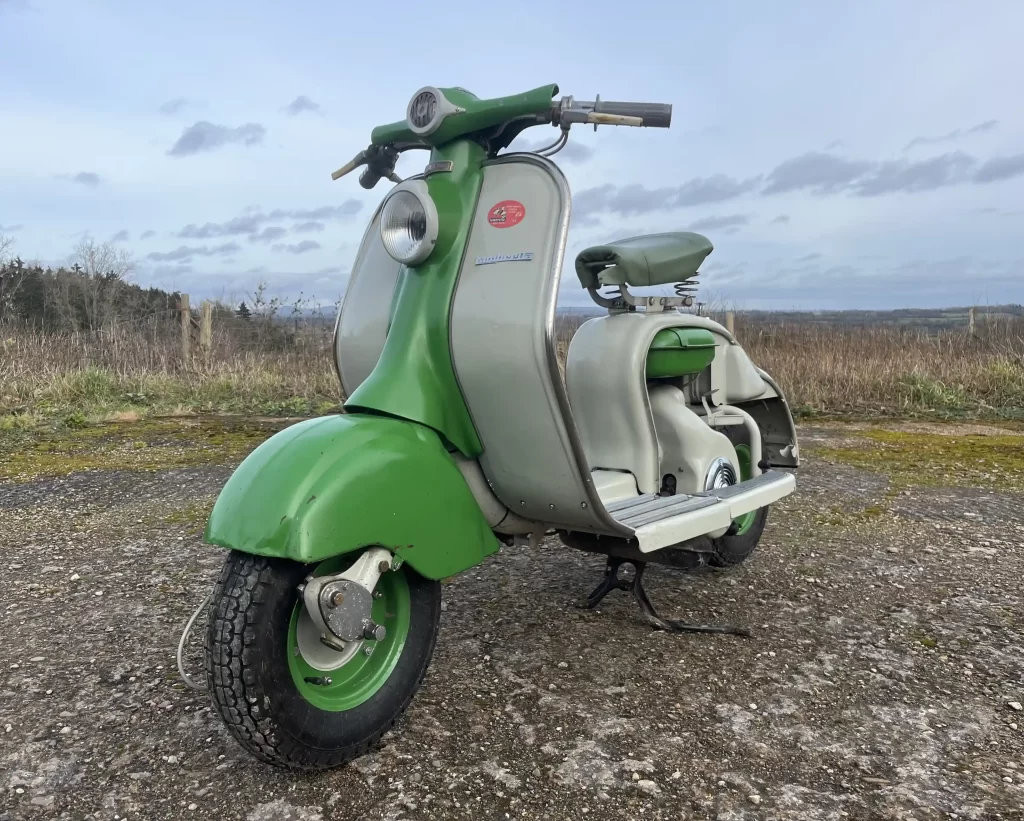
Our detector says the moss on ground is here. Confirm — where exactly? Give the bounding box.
[816,427,1024,492]
[0,416,292,482]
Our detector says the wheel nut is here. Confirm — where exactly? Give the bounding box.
[328,591,344,608]
[363,622,387,641]
[378,560,390,573]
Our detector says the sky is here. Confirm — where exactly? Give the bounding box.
[1,0,1022,311]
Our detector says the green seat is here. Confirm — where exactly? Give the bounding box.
[575,232,713,290]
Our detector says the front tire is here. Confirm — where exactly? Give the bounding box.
[205,550,441,771]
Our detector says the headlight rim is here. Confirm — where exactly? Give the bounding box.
[379,179,439,267]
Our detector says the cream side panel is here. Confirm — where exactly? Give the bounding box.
[449,157,622,534]
[335,205,404,397]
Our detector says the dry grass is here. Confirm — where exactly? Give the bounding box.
[2,313,1024,428]
[734,315,1024,418]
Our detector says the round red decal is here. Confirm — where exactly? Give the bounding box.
[487,200,526,228]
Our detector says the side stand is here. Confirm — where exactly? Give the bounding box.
[582,557,752,637]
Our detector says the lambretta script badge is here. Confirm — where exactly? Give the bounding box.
[474,252,534,266]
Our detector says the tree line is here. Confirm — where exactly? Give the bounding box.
[0,236,189,332]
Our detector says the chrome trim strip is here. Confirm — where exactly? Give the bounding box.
[482,152,630,537]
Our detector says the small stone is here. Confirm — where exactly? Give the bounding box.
[636,779,659,794]
[749,703,758,710]
[1008,702,1023,712]
[15,788,24,795]
[718,780,727,787]
[671,770,681,780]
[29,656,45,663]
[166,755,179,765]
[1003,776,1013,784]
[4,724,11,732]
[94,590,104,597]
[748,795,762,805]
[1010,723,1018,730]
[70,573,80,581]
[60,726,71,734]
[548,684,556,691]
[188,803,198,811]
[557,661,568,669]
[632,772,640,781]
[886,547,898,554]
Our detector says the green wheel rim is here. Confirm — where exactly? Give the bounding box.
[731,444,757,536]
[287,554,411,712]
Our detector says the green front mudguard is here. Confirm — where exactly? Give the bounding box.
[203,414,499,580]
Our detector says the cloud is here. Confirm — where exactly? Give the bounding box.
[316,266,343,275]
[762,152,873,195]
[57,171,101,187]
[0,223,24,232]
[688,214,749,231]
[177,202,361,239]
[271,203,362,220]
[159,97,189,115]
[974,153,1024,184]
[770,214,790,224]
[293,221,325,233]
[904,120,998,151]
[167,121,266,157]
[140,229,156,239]
[248,226,288,244]
[573,174,760,220]
[824,140,844,150]
[852,151,975,196]
[109,229,130,243]
[146,242,241,262]
[284,95,322,116]
[798,252,822,262]
[152,264,194,277]
[271,240,321,255]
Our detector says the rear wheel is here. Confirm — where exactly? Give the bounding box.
[708,440,769,567]
[205,550,441,771]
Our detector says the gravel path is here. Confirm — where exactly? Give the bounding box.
[1,421,1022,820]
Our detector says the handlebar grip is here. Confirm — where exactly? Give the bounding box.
[595,100,672,128]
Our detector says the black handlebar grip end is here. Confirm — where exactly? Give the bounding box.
[359,168,381,190]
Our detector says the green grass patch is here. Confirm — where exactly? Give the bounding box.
[817,427,1024,492]
[0,417,290,482]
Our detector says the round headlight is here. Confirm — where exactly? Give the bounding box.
[379,180,438,266]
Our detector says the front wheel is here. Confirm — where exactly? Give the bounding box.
[204,550,441,771]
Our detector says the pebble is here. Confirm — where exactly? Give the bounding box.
[70,573,80,581]
[749,795,762,805]
[94,590,104,597]
[188,803,198,811]
[1008,702,1022,712]
[557,661,568,669]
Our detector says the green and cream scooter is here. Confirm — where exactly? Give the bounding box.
[194,85,799,770]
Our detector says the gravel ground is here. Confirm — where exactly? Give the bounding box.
[1,420,1023,820]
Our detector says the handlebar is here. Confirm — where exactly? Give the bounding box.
[594,100,672,129]
[553,96,672,129]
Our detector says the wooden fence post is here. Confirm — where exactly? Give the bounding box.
[725,311,736,335]
[200,300,213,356]
[968,307,976,336]
[180,293,190,362]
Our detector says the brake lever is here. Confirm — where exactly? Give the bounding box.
[331,150,368,181]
